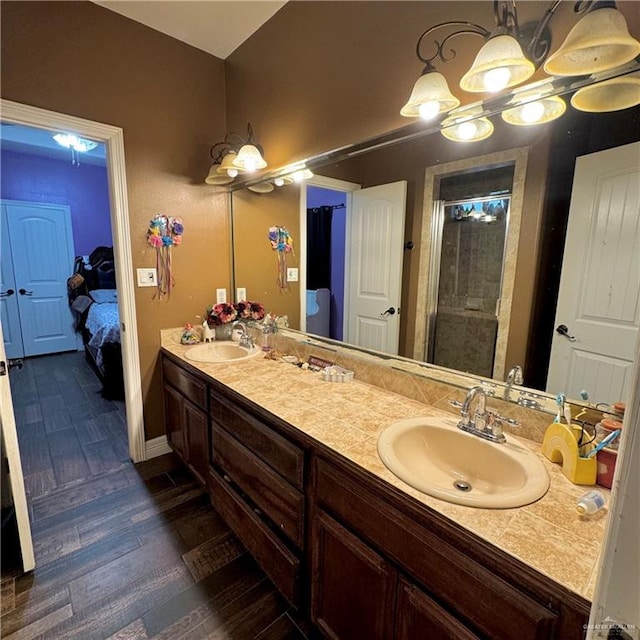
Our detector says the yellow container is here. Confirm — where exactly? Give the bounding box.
[541,422,597,485]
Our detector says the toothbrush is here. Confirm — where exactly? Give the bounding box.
[563,403,572,427]
[584,429,621,458]
[554,393,565,423]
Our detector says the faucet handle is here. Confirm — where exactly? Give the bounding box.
[487,410,520,427]
[449,400,464,409]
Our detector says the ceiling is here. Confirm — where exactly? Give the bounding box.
[92,0,287,59]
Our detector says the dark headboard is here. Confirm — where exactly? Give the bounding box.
[73,246,116,290]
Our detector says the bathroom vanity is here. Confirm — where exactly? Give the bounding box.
[161,333,599,640]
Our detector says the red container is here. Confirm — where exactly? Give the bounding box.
[596,448,617,489]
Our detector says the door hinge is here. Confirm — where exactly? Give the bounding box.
[0,361,6,376]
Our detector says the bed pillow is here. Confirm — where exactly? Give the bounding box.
[90,289,118,304]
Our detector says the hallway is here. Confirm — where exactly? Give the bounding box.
[1,352,308,639]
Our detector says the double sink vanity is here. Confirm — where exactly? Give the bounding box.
[161,328,606,640]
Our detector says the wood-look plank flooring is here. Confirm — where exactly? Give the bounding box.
[2,352,309,639]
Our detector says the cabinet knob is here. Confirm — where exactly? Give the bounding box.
[223,474,232,484]
[253,507,262,517]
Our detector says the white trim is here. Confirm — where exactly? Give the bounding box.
[144,435,173,460]
[1,99,145,463]
[301,175,360,333]
[0,323,35,572]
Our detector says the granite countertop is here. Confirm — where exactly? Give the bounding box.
[161,329,608,602]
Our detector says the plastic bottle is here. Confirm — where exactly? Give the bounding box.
[576,490,606,516]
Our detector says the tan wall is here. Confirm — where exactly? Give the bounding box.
[225,0,639,167]
[232,187,301,329]
[1,1,230,439]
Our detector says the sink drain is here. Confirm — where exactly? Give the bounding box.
[453,480,472,492]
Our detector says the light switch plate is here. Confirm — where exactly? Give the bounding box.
[216,288,227,304]
[287,268,299,282]
[236,287,247,302]
[136,268,157,287]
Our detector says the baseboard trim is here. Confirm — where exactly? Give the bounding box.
[145,435,172,460]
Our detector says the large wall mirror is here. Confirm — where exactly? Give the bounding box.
[229,64,640,411]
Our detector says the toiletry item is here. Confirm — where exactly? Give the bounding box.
[596,448,617,489]
[180,323,200,345]
[576,489,606,516]
[554,393,565,423]
[595,418,623,450]
[585,429,621,458]
[541,422,597,484]
[563,403,572,427]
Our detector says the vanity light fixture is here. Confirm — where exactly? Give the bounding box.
[53,132,99,165]
[441,106,494,142]
[401,1,640,126]
[204,123,266,186]
[570,70,640,112]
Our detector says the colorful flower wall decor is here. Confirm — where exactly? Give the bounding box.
[147,214,184,298]
[268,226,294,291]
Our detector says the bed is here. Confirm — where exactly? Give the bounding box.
[68,247,124,400]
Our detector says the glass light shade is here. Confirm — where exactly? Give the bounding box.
[400,71,460,118]
[247,182,275,194]
[205,164,234,185]
[501,95,566,126]
[570,72,640,112]
[217,151,241,177]
[53,133,98,152]
[232,144,267,171]
[544,8,640,77]
[292,168,314,182]
[441,107,494,142]
[460,35,535,93]
[274,176,293,187]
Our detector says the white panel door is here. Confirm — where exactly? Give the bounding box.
[1,207,23,359]
[347,181,407,354]
[546,143,640,405]
[3,201,77,357]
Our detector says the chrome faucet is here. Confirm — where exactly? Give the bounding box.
[231,321,255,349]
[457,385,519,443]
[503,365,523,401]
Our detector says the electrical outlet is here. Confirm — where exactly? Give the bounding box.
[236,287,247,302]
[287,268,299,282]
[216,288,227,304]
[136,268,157,287]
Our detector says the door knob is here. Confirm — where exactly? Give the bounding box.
[0,289,14,297]
[556,324,576,342]
[19,288,33,296]
[380,307,396,317]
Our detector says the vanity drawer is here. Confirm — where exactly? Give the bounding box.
[314,458,557,640]
[208,467,301,607]
[211,423,305,548]
[210,390,304,490]
[162,357,207,411]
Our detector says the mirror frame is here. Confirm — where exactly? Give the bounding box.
[227,62,640,415]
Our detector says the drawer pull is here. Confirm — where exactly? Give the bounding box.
[253,507,263,517]
[223,474,232,484]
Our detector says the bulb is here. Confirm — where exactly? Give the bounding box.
[520,100,545,124]
[227,168,239,178]
[274,177,285,187]
[244,158,257,172]
[418,100,440,121]
[292,170,305,183]
[483,67,510,93]
[457,120,478,140]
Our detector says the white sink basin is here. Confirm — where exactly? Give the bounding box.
[184,342,261,364]
[377,417,549,508]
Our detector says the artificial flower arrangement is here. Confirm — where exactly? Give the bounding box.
[206,301,265,326]
[147,214,184,298]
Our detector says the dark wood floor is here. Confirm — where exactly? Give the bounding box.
[1,352,309,639]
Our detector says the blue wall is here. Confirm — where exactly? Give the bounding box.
[307,186,347,341]
[1,150,112,256]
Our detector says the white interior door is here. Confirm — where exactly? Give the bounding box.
[0,322,35,572]
[546,143,640,405]
[346,181,407,354]
[2,201,77,357]
[1,208,23,359]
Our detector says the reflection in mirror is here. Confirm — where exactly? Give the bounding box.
[230,68,640,408]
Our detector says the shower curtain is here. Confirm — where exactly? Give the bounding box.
[306,206,333,290]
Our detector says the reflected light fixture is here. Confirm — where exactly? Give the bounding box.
[53,132,99,166]
[440,106,494,142]
[501,83,566,125]
[570,70,640,112]
[204,123,266,185]
[401,1,640,134]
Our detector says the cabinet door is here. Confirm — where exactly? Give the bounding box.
[396,576,480,640]
[184,399,208,485]
[164,383,186,459]
[311,510,396,640]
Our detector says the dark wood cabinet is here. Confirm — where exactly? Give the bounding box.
[161,351,590,639]
[311,510,396,640]
[395,577,481,640]
[162,357,208,485]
